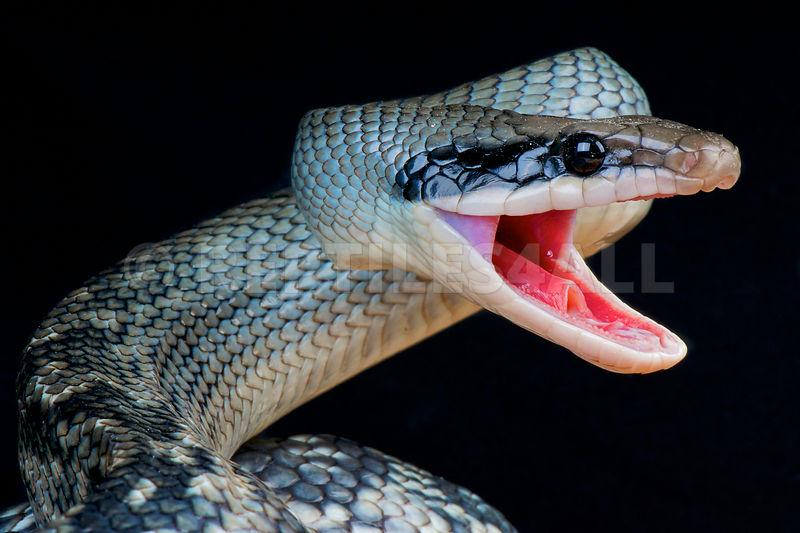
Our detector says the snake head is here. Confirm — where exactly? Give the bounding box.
[292,104,740,374]
[397,111,739,373]
[396,112,740,213]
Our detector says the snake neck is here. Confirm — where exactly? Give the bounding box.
[20,190,476,462]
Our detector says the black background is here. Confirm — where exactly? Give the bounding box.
[3,7,799,532]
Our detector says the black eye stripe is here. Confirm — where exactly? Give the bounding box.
[397,138,552,201]
[481,141,539,168]
[428,145,458,165]
[448,140,547,171]
[456,148,483,168]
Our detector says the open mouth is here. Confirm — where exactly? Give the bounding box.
[436,207,686,373]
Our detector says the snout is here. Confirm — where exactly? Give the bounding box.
[692,146,741,191]
[664,132,741,194]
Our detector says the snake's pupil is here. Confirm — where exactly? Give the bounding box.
[563,133,606,176]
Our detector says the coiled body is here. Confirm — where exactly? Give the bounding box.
[6,48,739,531]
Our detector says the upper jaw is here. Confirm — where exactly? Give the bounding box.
[423,149,741,216]
[414,119,741,217]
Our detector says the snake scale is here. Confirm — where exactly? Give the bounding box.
[1,48,740,532]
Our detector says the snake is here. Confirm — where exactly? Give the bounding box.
[1,47,740,532]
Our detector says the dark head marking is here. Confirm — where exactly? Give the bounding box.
[397,138,551,202]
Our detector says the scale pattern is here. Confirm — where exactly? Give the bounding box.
[237,435,513,532]
[403,47,650,118]
[11,48,652,531]
[16,193,474,531]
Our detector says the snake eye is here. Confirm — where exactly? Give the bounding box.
[562,133,606,176]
